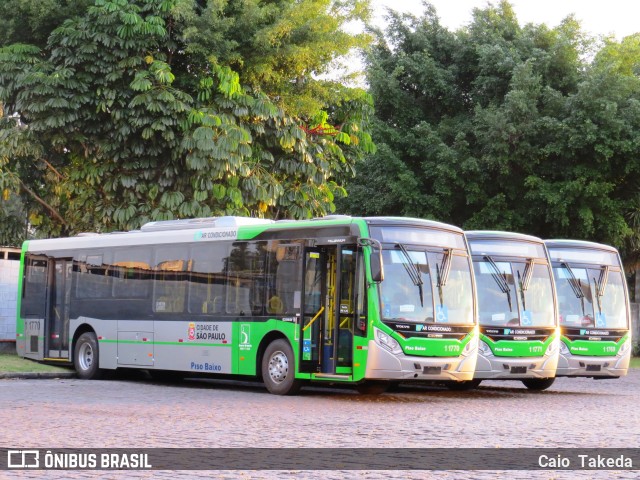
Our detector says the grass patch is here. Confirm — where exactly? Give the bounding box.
[0,353,72,373]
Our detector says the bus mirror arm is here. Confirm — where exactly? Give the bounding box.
[358,238,384,283]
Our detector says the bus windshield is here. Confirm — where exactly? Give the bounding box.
[380,247,474,325]
[475,259,555,327]
[554,266,628,329]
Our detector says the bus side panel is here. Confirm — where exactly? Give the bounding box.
[69,318,118,370]
[239,320,302,378]
[152,319,232,374]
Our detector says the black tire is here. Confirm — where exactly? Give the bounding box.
[356,381,389,395]
[446,379,482,391]
[522,378,555,391]
[262,339,301,395]
[74,332,103,380]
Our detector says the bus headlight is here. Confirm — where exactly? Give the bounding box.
[559,341,570,355]
[545,339,558,356]
[479,340,492,356]
[617,339,631,357]
[375,328,403,355]
[462,336,477,355]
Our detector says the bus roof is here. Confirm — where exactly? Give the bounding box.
[465,230,543,244]
[140,216,274,232]
[544,239,620,254]
[364,216,464,234]
[23,216,464,253]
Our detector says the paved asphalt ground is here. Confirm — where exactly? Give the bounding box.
[0,368,638,479]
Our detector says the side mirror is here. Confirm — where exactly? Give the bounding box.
[370,251,384,283]
[358,238,384,283]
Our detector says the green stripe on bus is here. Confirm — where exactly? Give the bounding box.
[99,339,231,347]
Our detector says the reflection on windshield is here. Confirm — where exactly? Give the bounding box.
[554,267,627,329]
[475,260,555,327]
[380,248,474,325]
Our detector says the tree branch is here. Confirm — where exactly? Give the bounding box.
[18,179,67,226]
[40,157,64,180]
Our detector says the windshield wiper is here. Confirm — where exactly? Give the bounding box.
[597,266,609,298]
[436,248,453,307]
[396,243,424,307]
[592,277,602,314]
[561,262,584,299]
[484,255,512,312]
[437,248,453,287]
[561,262,586,316]
[521,259,534,291]
[592,266,608,315]
[516,259,534,311]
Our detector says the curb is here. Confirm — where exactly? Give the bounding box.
[0,371,77,380]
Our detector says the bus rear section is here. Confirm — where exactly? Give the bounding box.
[546,240,631,378]
[465,231,560,391]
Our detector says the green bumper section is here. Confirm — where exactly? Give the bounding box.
[400,329,476,357]
[482,332,556,357]
[563,333,629,356]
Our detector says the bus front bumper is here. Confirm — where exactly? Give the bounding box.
[364,340,478,382]
[556,353,630,378]
[473,352,558,380]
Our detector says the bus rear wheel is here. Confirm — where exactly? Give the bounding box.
[74,332,103,380]
[262,339,301,395]
[522,378,555,391]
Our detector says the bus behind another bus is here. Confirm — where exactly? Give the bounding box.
[463,231,560,391]
[546,240,631,378]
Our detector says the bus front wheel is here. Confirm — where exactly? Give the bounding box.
[262,339,301,395]
[74,332,103,380]
[522,378,555,391]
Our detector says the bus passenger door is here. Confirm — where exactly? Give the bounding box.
[299,245,356,375]
[23,256,50,361]
[300,247,325,373]
[47,259,72,359]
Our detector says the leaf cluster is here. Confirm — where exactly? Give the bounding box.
[0,0,375,239]
[341,0,640,263]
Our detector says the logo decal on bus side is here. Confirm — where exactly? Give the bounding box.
[193,229,238,241]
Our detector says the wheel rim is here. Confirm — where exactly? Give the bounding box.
[268,350,289,384]
[78,342,94,371]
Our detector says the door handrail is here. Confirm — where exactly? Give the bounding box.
[303,306,325,332]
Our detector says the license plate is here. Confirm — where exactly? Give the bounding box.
[586,364,602,372]
[423,366,442,375]
[510,366,527,374]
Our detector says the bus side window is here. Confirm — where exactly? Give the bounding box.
[110,248,152,298]
[226,241,267,316]
[75,254,111,299]
[188,243,229,315]
[270,243,301,315]
[153,246,189,313]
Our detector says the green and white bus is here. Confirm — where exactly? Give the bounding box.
[545,240,631,378]
[16,216,478,394]
[463,231,560,390]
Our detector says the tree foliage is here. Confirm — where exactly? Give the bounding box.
[0,0,93,48]
[0,0,375,239]
[341,0,640,259]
